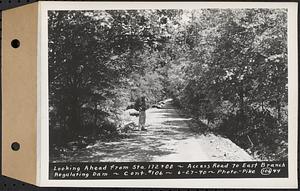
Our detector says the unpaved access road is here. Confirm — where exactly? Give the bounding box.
[53,99,253,162]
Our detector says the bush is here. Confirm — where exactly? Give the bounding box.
[217,108,288,160]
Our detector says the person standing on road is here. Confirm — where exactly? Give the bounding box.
[135,96,147,131]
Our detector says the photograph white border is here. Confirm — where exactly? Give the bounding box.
[38,1,298,188]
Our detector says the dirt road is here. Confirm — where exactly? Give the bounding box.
[54,99,253,162]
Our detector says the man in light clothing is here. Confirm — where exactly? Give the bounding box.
[135,96,147,131]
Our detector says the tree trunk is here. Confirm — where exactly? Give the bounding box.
[68,96,81,136]
[277,98,281,121]
[94,102,98,126]
[239,91,245,115]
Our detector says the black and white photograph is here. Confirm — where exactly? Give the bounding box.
[48,7,289,164]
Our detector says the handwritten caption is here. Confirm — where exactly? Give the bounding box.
[49,161,287,179]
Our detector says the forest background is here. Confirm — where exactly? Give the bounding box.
[48,9,288,161]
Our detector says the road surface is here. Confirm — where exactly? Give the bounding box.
[53,99,253,162]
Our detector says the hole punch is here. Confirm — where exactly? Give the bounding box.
[11,39,20,48]
[11,142,20,151]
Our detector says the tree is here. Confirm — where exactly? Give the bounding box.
[49,10,179,142]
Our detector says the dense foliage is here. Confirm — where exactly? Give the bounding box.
[49,9,288,160]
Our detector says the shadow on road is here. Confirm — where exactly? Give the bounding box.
[51,99,253,162]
